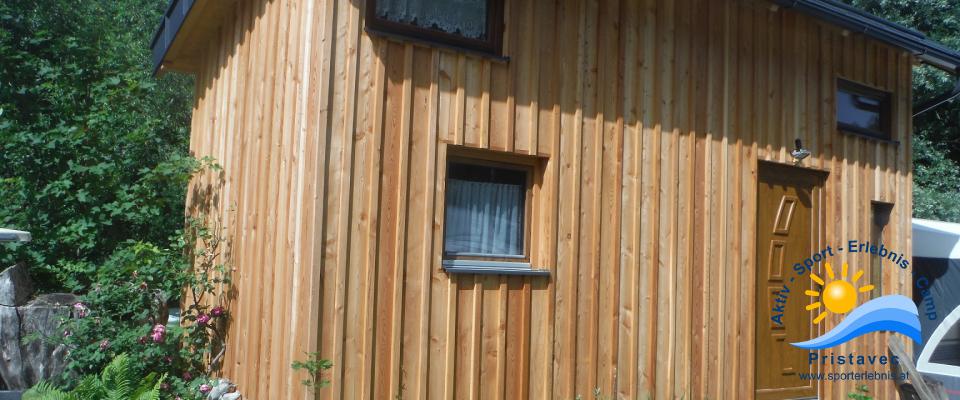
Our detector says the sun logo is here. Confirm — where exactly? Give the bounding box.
[804,262,875,324]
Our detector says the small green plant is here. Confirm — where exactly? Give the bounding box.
[291,352,333,392]
[23,353,165,400]
[848,384,873,400]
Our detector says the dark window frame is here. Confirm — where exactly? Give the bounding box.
[442,155,534,264]
[870,201,894,299]
[365,0,505,56]
[836,78,894,141]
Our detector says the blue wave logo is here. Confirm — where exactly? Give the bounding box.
[791,295,921,350]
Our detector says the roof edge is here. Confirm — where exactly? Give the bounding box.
[149,0,196,75]
[773,0,960,73]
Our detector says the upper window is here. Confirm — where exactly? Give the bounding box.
[366,0,504,55]
[837,78,893,140]
[443,159,528,260]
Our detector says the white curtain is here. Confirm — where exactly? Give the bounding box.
[444,178,523,255]
[375,0,487,39]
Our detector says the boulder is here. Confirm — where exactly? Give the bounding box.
[207,378,242,400]
[0,264,32,307]
[0,294,76,390]
[0,304,25,389]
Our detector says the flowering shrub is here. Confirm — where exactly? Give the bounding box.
[41,216,232,400]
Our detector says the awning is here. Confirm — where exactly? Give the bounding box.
[914,218,960,259]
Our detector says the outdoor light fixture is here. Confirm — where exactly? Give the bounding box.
[792,138,811,165]
[0,228,32,243]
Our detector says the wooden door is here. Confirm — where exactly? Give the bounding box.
[755,162,824,399]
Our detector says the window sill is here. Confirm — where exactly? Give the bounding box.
[364,26,510,63]
[442,259,550,276]
[837,127,900,145]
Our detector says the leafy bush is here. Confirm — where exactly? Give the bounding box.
[35,216,231,400]
[23,353,164,400]
[913,135,960,221]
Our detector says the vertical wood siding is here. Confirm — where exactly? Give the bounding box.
[185,0,914,398]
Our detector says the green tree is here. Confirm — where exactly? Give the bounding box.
[844,0,960,221]
[0,0,195,291]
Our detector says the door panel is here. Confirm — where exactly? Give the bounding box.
[755,162,824,400]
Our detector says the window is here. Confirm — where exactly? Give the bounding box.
[444,160,527,259]
[870,201,893,298]
[441,152,547,276]
[366,0,504,55]
[837,78,893,140]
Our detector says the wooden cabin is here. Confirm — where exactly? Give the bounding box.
[152,0,960,398]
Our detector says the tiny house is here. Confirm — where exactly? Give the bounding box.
[152,0,960,398]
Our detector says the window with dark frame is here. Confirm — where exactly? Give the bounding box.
[443,158,530,263]
[870,201,893,299]
[366,0,504,55]
[837,78,893,141]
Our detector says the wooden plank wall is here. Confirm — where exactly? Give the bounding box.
[183,0,915,398]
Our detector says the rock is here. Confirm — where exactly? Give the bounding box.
[207,378,241,400]
[0,294,76,390]
[0,264,33,307]
[0,305,25,389]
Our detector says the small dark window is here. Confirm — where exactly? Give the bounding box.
[443,160,528,259]
[837,79,892,140]
[366,0,504,55]
[870,201,893,298]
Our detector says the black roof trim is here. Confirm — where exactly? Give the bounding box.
[148,0,960,75]
[149,0,195,75]
[773,0,960,72]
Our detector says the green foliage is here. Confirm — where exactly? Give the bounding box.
[291,352,333,392]
[913,135,960,220]
[847,384,873,400]
[0,0,195,291]
[844,0,960,221]
[34,216,231,400]
[23,354,165,400]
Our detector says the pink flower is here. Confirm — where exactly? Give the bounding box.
[150,324,165,343]
[182,372,193,380]
[199,384,212,393]
[73,302,88,318]
[62,330,72,338]
[159,382,170,391]
[98,339,110,351]
[210,306,224,317]
[196,313,211,326]
[164,355,173,364]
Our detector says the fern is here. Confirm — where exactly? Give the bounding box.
[22,381,75,400]
[22,354,163,400]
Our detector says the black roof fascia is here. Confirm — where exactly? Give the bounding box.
[148,0,960,75]
[149,0,196,75]
[773,0,960,72]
